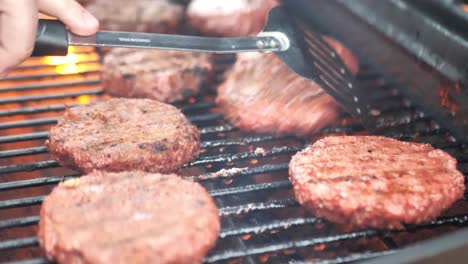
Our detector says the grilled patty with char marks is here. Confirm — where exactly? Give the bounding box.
[47,98,200,173]
[289,136,465,230]
[39,171,220,264]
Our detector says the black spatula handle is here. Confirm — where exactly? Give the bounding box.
[32,19,69,57]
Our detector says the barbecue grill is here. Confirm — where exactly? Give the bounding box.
[1,0,468,263]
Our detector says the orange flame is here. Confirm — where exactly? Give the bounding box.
[314,244,326,251]
[77,95,91,105]
[43,47,99,74]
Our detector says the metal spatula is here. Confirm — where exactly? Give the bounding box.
[33,6,370,126]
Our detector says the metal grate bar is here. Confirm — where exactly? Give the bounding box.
[204,230,380,262]
[201,135,296,148]
[0,196,45,210]
[0,175,77,191]
[219,216,320,238]
[188,113,223,123]
[0,89,102,105]
[191,164,288,181]
[0,104,77,117]
[0,216,39,230]
[0,160,59,175]
[0,80,99,93]
[218,199,299,216]
[199,124,236,135]
[0,71,100,82]
[408,214,468,229]
[312,250,399,264]
[0,132,48,144]
[185,146,303,167]
[317,125,365,135]
[0,237,38,251]
[210,181,292,197]
[0,118,58,130]
[0,146,48,159]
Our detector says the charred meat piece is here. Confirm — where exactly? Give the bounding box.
[39,171,220,264]
[216,37,358,136]
[86,0,184,33]
[102,49,214,103]
[289,136,465,230]
[187,0,279,36]
[47,98,200,173]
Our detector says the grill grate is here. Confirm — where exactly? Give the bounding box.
[1,44,468,264]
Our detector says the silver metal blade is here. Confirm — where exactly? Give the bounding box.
[68,31,288,53]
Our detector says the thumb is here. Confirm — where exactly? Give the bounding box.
[38,0,99,36]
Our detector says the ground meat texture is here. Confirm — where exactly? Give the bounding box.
[102,49,214,103]
[187,0,279,37]
[46,98,200,173]
[289,136,465,230]
[38,171,220,264]
[216,37,358,136]
[86,0,184,33]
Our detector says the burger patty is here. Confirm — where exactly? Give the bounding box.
[38,171,220,264]
[86,0,184,33]
[47,98,200,173]
[102,49,214,103]
[289,136,465,230]
[187,0,279,36]
[216,37,358,136]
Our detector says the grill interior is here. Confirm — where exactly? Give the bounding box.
[2,5,468,264]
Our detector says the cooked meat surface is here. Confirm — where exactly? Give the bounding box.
[216,37,358,136]
[47,98,200,173]
[187,0,278,36]
[102,49,214,103]
[289,136,465,230]
[39,171,220,264]
[86,0,184,33]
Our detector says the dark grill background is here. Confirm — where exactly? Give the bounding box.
[1,24,468,264]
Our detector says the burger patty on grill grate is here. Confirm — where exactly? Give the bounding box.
[102,49,214,103]
[47,98,200,173]
[289,136,465,230]
[85,0,184,33]
[187,0,278,37]
[38,171,220,264]
[216,37,358,136]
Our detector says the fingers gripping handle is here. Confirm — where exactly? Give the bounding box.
[32,19,69,57]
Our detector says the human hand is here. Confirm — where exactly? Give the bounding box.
[0,0,99,77]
